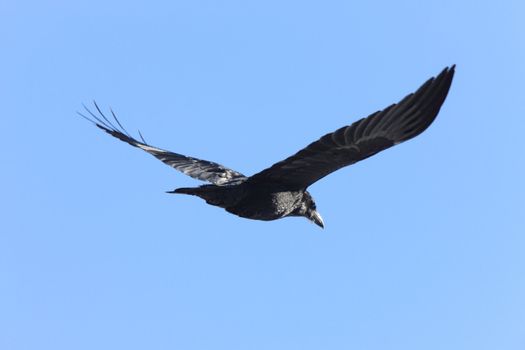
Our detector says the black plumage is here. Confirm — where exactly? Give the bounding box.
[81,66,455,228]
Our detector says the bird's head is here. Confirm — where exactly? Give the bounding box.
[301,191,324,229]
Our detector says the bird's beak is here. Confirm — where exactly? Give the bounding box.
[310,210,324,229]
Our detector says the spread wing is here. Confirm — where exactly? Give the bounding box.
[80,103,247,185]
[249,65,455,190]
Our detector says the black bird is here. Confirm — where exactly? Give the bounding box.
[81,66,455,228]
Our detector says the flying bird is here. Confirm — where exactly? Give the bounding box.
[81,66,455,228]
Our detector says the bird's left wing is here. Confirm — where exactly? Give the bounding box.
[248,66,455,190]
[80,103,247,185]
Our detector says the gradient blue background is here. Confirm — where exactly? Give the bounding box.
[2,1,524,349]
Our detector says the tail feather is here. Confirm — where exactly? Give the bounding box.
[166,185,239,208]
[166,187,198,195]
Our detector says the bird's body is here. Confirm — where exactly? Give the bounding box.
[174,183,312,221]
[81,66,455,228]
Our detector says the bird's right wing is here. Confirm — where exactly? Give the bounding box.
[80,103,247,185]
[249,66,455,190]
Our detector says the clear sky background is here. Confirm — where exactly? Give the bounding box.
[2,1,524,349]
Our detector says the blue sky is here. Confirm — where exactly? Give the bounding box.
[2,0,524,349]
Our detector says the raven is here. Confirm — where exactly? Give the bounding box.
[81,66,455,228]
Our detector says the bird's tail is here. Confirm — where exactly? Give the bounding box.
[166,185,234,208]
[166,187,200,195]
